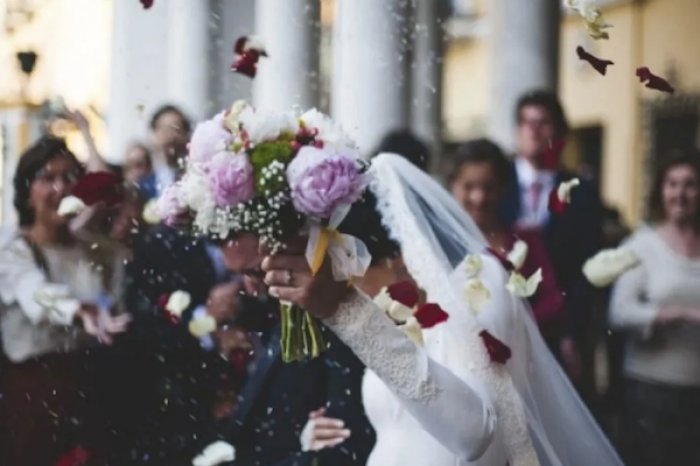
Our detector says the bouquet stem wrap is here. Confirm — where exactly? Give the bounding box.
[280,209,371,363]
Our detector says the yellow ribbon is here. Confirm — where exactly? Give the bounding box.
[310,227,342,275]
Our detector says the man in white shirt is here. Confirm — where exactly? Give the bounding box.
[500,90,604,390]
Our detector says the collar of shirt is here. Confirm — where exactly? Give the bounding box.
[515,157,555,189]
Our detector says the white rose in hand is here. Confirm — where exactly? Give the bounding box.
[583,247,640,287]
[192,441,235,466]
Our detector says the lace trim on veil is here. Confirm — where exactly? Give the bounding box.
[368,157,540,466]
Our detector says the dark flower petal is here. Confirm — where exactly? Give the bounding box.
[547,188,567,215]
[140,0,154,9]
[386,281,420,308]
[636,67,675,93]
[231,37,267,79]
[70,171,123,206]
[479,330,512,364]
[414,303,449,329]
[576,46,614,76]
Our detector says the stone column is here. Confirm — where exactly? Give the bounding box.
[253,0,320,112]
[488,0,560,152]
[332,0,412,155]
[411,0,448,173]
[167,0,211,122]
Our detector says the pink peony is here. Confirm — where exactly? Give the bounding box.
[155,183,186,225]
[189,113,234,168]
[207,152,255,206]
[286,146,365,218]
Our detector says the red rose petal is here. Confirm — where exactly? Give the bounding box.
[54,445,90,466]
[231,37,267,79]
[547,188,567,215]
[576,46,614,76]
[414,303,449,329]
[386,281,420,308]
[479,330,512,364]
[636,67,675,94]
[140,0,154,9]
[542,139,566,170]
[70,171,123,207]
[486,248,515,272]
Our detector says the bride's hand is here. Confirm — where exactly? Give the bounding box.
[78,305,131,344]
[262,247,352,319]
[300,408,351,451]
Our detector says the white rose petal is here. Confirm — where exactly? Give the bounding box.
[188,314,217,338]
[463,254,483,279]
[192,441,235,466]
[506,240,529,271]
[58,196,86,216]
[583,247,640,287]
[166,290,191,317]
[224,100,249,133]
[401,317,424,346]
[464,279,491,314]
[373,287,416,323]
[506,269,543,298]
[557,178,580,205]
[300,419,315,451]
[142,199,161,224]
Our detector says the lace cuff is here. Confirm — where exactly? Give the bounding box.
[33,285,81,326]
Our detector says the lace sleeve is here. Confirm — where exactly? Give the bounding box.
[323,289,497,462]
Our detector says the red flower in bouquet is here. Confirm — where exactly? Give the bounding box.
[140,0,154,9]
[576,46,614,76]
[636,67,674,93]
[479,330,512,364]
[70,171,123,207]
[386,281,420,308]
[414,303,449,329]
[231,36,268,79]
[54,445,90,466]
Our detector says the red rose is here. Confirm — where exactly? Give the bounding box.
[542,139,565,170]
[140,0,154,9]
[479,330,512,364]
[636,67,674,94]
[70,171,123,207]
[414,303,449,329]
[486,248,515,272]
[547,188,566,215]
[576,46,614,76]
[386,281,420,308]
[54,445,90,466]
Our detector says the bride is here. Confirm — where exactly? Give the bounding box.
[262,153,623,466]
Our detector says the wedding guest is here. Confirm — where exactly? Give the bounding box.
[138,104,191,199]
[610,150,700,466]
[449,138,564,350]
[0,136,130,466]
[499,90,603,381]
[373,130,431,172]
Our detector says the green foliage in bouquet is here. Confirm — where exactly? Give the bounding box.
[250,140,295,193]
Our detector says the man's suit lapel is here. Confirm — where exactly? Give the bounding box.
[230,323,281,435]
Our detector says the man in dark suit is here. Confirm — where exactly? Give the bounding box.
[199,234,375,466]
[499,90,604,388]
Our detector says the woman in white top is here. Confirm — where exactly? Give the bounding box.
[0,136,130,466]
[609,150,700,466]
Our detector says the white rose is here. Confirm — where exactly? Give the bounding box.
[300,108,356,150]
[192,441,236,466]
[401,317,424,346]
[166,290,191,318]
[464,279,491,314]
[583,247,640,287]
[142,199,161,224]
[506,240,529,270]
[463,254,483,278]
[557,178,581,205]
[58,196,86,216]
[188,314,217,338]
[506,269,543,298]
[239,107,299,144]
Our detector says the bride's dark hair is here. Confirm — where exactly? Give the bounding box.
[338,189,400,265]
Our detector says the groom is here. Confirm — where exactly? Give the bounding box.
[205,234,375,466]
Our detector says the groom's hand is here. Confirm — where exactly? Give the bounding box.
[261,249,352,319]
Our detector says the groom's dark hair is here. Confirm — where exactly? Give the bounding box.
[339,190,400,266]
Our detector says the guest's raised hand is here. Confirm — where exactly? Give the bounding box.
[261,245,352,319]
[300,407,351,452]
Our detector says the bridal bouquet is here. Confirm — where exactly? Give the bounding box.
[155,101,371,362]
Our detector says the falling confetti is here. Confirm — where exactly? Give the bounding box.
[565,0,613,40]
[135,103,145,118]
[231,36,268,78]
[576,46,614,76]
[636,67,675,93]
